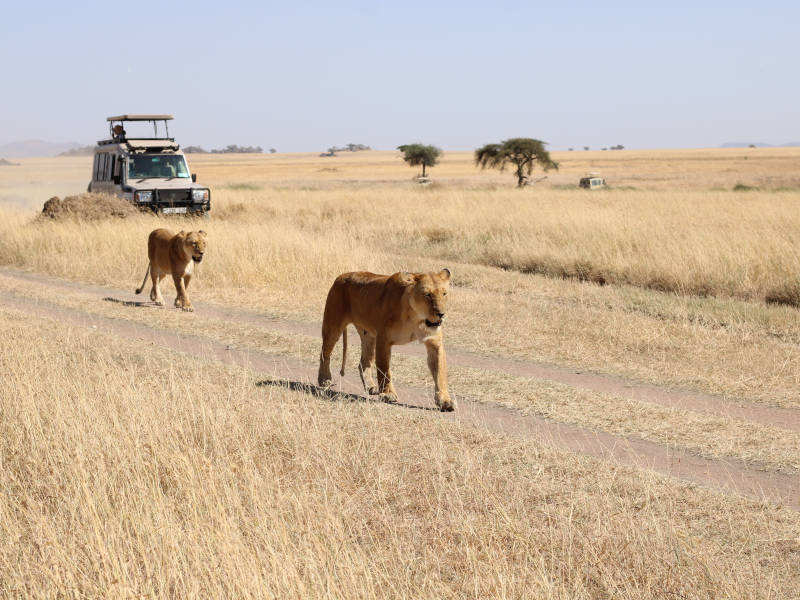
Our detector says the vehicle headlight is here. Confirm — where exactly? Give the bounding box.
[134,191,153,203]
[192,189,209,203]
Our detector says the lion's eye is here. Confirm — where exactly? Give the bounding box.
[443,291,448,296]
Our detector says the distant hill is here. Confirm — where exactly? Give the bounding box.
[0,140,84,158]
[720,142,800,148]
[58,145,95,156]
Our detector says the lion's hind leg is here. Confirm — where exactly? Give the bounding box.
[150,268,166,306]
[318,320,346,388]
[357,328,378,395]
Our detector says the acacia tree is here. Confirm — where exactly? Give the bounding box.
[397,143,442,178]
[475,138,558,187]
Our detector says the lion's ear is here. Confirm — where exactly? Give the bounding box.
[396,271,415,285]
[439,268,451,281]
[198,230,207,237]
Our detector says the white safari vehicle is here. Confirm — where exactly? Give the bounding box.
[88,114,210,215]
[579,173,607,190]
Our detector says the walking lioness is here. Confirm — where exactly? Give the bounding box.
[135,228,207,311]
[317,269,454,411]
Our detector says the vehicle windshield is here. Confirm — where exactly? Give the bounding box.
[128,154,190,179]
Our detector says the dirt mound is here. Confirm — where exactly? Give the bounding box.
[0,158,20,166]
[40,193,140,221]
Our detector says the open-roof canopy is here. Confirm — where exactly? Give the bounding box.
[107,114,174,121]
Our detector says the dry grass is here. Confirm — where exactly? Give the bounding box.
[2,150,800,597]
[2,307,799,599]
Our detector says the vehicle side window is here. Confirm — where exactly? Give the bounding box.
[93,155,100,181]
[110,155,117,181]
[100,154,109,181]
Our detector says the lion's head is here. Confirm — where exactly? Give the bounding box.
[182,230,207,263]
[407,268,451,329]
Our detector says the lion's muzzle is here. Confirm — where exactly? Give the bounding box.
[193,254,204,263]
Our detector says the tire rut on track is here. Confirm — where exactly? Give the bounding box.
[1,284,798,510]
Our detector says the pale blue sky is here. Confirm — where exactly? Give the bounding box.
[1,0,797,151]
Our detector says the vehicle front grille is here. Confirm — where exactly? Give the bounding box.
[156,189,192,206]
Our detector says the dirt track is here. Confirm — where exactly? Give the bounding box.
[1,266,798,509]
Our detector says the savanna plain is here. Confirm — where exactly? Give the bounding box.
[0,148,799,598]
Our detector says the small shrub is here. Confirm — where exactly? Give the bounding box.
[221,183,263,191]
[38,193,139,221]
[424,228,453,244]
[765,282,800,307]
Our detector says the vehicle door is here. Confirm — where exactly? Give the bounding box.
[91,152,118,194]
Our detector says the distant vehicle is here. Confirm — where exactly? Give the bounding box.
[88,115,210,215]
[579,174,606,190]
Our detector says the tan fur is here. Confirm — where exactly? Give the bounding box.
[317,269,454,411]
[135,228,207,312]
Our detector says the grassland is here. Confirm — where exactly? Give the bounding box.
[1,148,799,597]
[2,308,799,598]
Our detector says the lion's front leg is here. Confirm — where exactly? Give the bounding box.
[173,273,193,312]
[425,338,454,412]
[376,337,397,402]
[358,329,378,395]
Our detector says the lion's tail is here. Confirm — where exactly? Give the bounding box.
[340,327,347,376]
[135,262,151,295]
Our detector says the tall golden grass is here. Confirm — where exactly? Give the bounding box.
[2,309,798,598]
[4,186,800,304]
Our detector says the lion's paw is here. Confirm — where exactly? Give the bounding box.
[367,386,380,395]
[379,392,398,404]
[435,392,455,412]
[181,305,194,312]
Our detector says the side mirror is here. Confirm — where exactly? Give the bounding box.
[191,173,197,182]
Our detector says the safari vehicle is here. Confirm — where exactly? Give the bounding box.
[88,115,210,215]
[579,173,607,190]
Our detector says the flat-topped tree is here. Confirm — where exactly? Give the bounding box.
[474,138,558,187]
[397,144,442,178]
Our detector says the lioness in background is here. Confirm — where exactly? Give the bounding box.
[318,269,454,411]
[135,228,207,312]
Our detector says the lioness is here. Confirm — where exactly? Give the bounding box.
[317,269,454,411]
[135,228,207,312]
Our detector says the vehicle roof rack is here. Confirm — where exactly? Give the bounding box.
[106,114,174,121]
[106,114,174,142]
